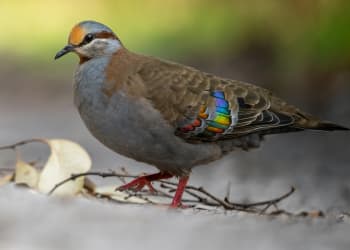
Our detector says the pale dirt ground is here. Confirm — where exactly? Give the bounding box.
[0,66,349,250]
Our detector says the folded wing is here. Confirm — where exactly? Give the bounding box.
[135,56,336,143]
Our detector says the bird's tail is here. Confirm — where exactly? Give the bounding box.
[293,112,349,131]
[309,121,349,131]
[270,96,349,132]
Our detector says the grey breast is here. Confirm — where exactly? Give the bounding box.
[73,56,222,176]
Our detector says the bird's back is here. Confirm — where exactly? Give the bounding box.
[79,49,348,155]
[126,53,348,147]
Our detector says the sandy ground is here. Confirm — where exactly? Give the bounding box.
[0,67,350,249]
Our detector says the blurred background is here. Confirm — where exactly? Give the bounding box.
[1,0,350,200]
[1,0,350,198]
[0,1,350,249]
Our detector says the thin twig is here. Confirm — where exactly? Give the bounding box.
[0,139,45,151]
[160,182,210,204]
[187,186,235,209]
[227,187,295,208]
[48,171,130,195]
[47,171,295,213]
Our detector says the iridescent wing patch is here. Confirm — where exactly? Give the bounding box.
[177,90,238,140]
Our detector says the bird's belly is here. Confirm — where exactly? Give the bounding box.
[75,89,221,176]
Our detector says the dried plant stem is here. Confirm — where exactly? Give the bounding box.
[48,171,133,195]
[0,139,47,151]
[48,171,295,214]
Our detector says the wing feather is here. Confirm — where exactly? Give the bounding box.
[133,56,299,142]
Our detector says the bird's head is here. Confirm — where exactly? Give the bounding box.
[55,20,122,62]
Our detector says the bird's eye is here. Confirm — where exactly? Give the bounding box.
[83,33,94,44]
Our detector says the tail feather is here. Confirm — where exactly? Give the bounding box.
[291,110,349,131]
[270,98,349,132]
[312,121,350,131]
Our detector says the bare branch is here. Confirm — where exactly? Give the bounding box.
[0,139,46,151]
[227,187,295,208]
[47,170,295,215]
[48,171,130,195]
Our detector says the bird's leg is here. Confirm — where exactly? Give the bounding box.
[117,172,173,193]
[170,176,189,208]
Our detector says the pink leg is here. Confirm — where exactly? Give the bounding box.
[117,172,173,192]
[170,176,189,208]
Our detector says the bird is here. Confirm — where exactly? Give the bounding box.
[55,20,349,208]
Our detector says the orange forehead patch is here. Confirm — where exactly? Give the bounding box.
[68,25,86,45]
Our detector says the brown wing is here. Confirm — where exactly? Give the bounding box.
[133,56,315,141]
[137,57,211,125]
[105,50,347,141]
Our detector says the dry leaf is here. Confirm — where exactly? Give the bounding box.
[83,177,96,193]
[15,160,39,188]
[38,139,91,196]
[0,173,14,187]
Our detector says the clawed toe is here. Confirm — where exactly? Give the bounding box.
[115,173,189,208]
[116,172,173,193]
[116,176,157,193]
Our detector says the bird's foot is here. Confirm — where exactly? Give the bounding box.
[116,173,190,209]
[116,172,172,193]
[117,176,156,192]
[169,176,189,209]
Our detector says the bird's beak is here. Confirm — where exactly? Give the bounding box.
[54,45,75,60]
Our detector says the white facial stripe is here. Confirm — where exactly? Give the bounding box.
[88,38,121,52]
[76,38,122,58]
